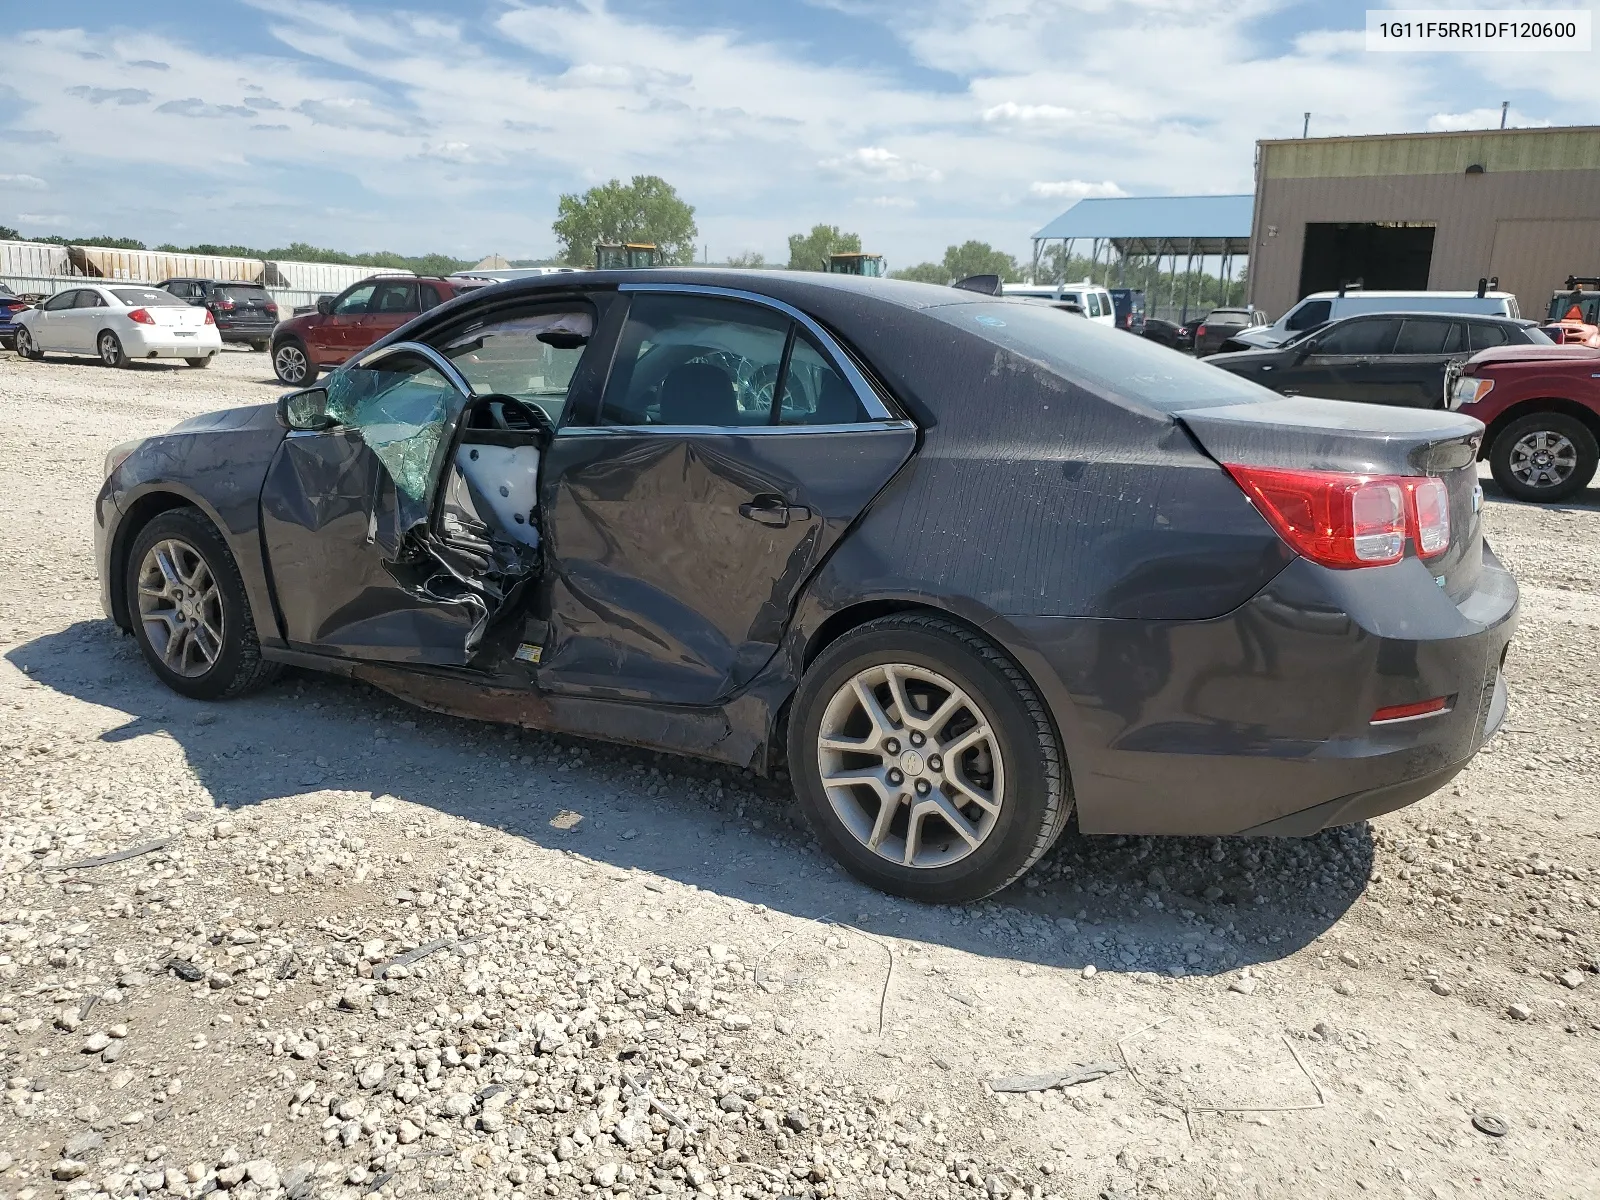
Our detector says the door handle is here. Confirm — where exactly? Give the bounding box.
[739,496,811,528]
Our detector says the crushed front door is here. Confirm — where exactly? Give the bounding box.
[259,343,531,665]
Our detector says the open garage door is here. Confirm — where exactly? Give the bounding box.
[1490,219,1600,320]
[1298,222,1436,299]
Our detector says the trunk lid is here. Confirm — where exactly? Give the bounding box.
[150,305,210,328]
[1179,395,1485,599]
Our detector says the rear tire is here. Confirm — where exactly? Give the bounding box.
[98,330,129,368]
[15,327,43,361]
[1489,411,1598,503]
[186,355,214,369]
[273,338,316,385]
[250,339,269,353]
[787,613,1070,903]
[125,508,281,701]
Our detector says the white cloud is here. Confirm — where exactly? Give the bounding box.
[1029,180,1126,199]
[864,195,917,209]
[14,212,68,225]
[983,101,1080,123]
[1426,108,1553,132]
[0,174,48,190]
[822,147,942,183]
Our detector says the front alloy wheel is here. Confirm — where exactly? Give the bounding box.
[15,327,43,360]
[136,538,225,678]
[273,341,313,385]
[1490,412,1599,503]
[817,664,1004,869]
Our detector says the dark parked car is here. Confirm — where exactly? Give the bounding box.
[1108,287,1145,334]
[96,271,1517,902]
[1193,306,1268,356]
[269,276,465,385]
[1141,317,1198,352]
[1449,343,1600,502]
[158,279,280,350]
[1207,312,1552,408]
[0,283,29,350]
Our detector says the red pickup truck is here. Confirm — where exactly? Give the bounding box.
[269,275,473,385]
[1449,344,1600,502]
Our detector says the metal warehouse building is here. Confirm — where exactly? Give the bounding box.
[1248,125,1600,322]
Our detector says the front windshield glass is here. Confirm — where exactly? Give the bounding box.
[930,301,1274,413]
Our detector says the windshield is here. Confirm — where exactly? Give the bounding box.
[111,288,189,307]
[931,301,1275,413]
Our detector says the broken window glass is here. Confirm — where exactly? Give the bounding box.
[324,356,462,518]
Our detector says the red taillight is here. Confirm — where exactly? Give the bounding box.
[1196,324,1207,337]
[214,299,235,310]
[1371,696,1451,724]
[127,308,154,325]
[204,310,216,325]
[1407,476,1450,558]
[1224,464,1456,568]
[265,303,279,315]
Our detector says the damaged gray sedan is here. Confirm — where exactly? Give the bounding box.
[97,271,1516,902]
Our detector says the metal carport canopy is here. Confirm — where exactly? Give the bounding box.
[1032,194,1254,256]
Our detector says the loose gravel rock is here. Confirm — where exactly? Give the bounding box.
[1,350,1597,1199]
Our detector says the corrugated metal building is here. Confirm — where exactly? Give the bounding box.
[1249,125,1600,321]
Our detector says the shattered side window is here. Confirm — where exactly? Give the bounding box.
[440,309,594,425]
[324,355,464,512]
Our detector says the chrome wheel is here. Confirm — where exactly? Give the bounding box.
[816,663,1005,869]
[1509,431,1578,489]
[136,538,224,678]
[274,343,308,384]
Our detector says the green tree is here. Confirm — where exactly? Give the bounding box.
[786,224,860,271]
[32,234,147,249]
[552,175,698,266]
[0,225,19,241]
[726,250,768,269]
[889,262,949,284]
[893,241,1023,286]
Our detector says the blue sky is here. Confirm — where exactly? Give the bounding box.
[1,1,1592,266]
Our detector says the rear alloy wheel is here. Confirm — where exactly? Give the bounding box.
[15,327,43,361]
[98,330,130,368]
[1489,412,1599,503]
[126,508,280,700]
[186,355,214,368]
[273,339,316,386]
[789,614,1070,902]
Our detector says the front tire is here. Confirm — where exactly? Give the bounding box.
[1489,412,1598,503]
[273,339,316,386]
[15,327,44,361]
[125,508,280,701]
[788,614,1070,903]
[186,355,214,368]
[98,330,130,368]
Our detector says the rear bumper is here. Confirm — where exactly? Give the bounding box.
[123,327,224,358]
[999,542,1518,836]
[217,322,276,343]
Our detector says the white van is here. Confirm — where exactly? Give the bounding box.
[1004,281,1117,326]
[1232,289,1522,349]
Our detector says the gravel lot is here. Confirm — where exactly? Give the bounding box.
[1,348,1597,1200]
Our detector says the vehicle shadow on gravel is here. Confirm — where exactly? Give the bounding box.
[11,621,1374,979]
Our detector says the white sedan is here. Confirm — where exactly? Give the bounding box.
[13,284,222,368]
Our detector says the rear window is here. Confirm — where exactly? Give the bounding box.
[215,285,269,302]
[932,301,1274,413]
[111,288,188,306]
[1206,310,1250,323]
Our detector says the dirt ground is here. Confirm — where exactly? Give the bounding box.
[0,348,1596,1200]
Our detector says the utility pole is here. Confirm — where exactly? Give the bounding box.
[1500,101,1509,129]
[1302,112,1310,139]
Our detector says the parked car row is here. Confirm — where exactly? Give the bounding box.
[12,284,222,367]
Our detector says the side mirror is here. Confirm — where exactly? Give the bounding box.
[316,295,334,316]
[277,387,338,432]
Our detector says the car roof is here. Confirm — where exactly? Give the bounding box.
[1304,290,1515,300]
[481,267,989,312]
